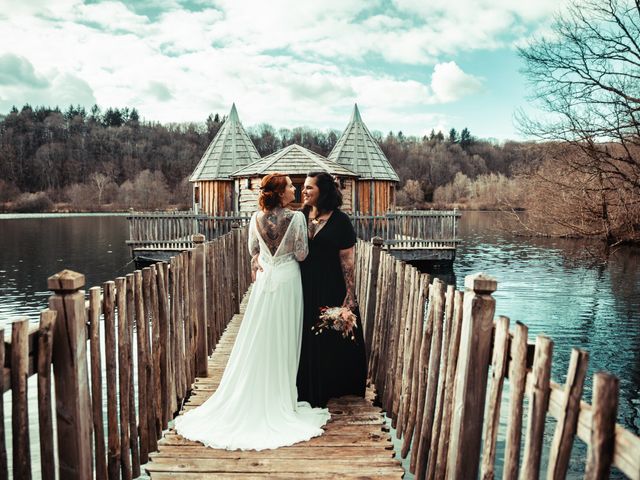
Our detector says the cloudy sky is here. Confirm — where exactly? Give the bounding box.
[0,0,566,140]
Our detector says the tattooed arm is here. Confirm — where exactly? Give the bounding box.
[250,254,263,282]
[339,246,357,309]
[249,212,262,281]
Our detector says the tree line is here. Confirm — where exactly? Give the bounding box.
[0,103,538,211]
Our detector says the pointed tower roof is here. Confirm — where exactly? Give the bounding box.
[230,144,358,178]
[189,103,260,181]
[328,104,399,182]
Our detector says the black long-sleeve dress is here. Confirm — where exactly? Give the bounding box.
[296,209,367,408]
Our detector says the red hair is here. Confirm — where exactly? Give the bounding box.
[258,173,288,210]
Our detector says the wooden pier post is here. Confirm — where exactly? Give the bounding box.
[446,273,497,480]
[193,234,209,377]
[48,270,93,480]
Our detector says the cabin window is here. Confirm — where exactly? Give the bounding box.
[194,185,200,203]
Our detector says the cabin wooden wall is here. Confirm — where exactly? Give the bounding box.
[193,181,235,216]
[355,180,395,214]
[193,178,393,215]
[341,178,355,213]
[237,178,261,214]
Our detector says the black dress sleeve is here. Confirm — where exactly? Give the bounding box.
[334,210,356,250]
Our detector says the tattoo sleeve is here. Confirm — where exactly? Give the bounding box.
[339,246,357,308]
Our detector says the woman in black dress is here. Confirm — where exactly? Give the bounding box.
[296,172,367,408]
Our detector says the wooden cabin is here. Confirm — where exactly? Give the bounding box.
[189,103,260,215]
[230,144,359,214]
[328,104,399,214]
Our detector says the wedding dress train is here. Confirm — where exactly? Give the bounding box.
[174,209,330,450]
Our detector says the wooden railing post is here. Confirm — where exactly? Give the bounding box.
[231,223,241,312]
[364,236,383,359]
[0,326,5,479]
[38,310,57,480]
[11,318,31,480]
[585,372,619,480]
[193,234,209,377]
[446,273,497,480]
[48,270,93,480]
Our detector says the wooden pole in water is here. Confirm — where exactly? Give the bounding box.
[48,270,93,480]
[446,273,497,480]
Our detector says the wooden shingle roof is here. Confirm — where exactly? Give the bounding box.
[189,104,260,181]
[328,104,399,182]
[230,144,358,178]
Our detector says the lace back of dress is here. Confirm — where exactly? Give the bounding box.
[249,209,308,264]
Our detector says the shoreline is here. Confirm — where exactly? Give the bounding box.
[0,211,133,219]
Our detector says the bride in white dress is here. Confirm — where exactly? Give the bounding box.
[174,173,330,450]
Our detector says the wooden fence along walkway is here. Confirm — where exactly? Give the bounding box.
[1,230,639,479]
[354,239,640,480]
[1,228,250,480]
[127,211,252,253]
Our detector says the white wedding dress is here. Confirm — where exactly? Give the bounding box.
[174,209,330,450]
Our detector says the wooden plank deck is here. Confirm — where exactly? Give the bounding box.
[145,296,404,479]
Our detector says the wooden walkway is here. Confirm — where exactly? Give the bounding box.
[145,294,404,479]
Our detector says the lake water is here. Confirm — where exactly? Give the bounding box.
[0,212,638,478]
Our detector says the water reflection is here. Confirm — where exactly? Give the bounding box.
[0,216,132,321]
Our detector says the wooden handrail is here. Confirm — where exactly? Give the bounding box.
[2,323,40,393]
[357,239,640,480]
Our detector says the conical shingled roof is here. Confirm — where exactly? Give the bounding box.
[230,144,358,178]
[328,104,399,182]
[189,103,260,181]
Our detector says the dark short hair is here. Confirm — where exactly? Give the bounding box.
[306,171,342,212]
[258,173,288,210]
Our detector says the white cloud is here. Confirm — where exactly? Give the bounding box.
[430,62,484,103]
[51,73,97,106]
[0,0,562,138]
[0,54,49,87]
[75,1,149,31]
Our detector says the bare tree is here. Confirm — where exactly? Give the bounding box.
[517,0,640,244]
[90,172,110,205]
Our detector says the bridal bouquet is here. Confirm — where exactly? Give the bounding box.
[312,306,358,341]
